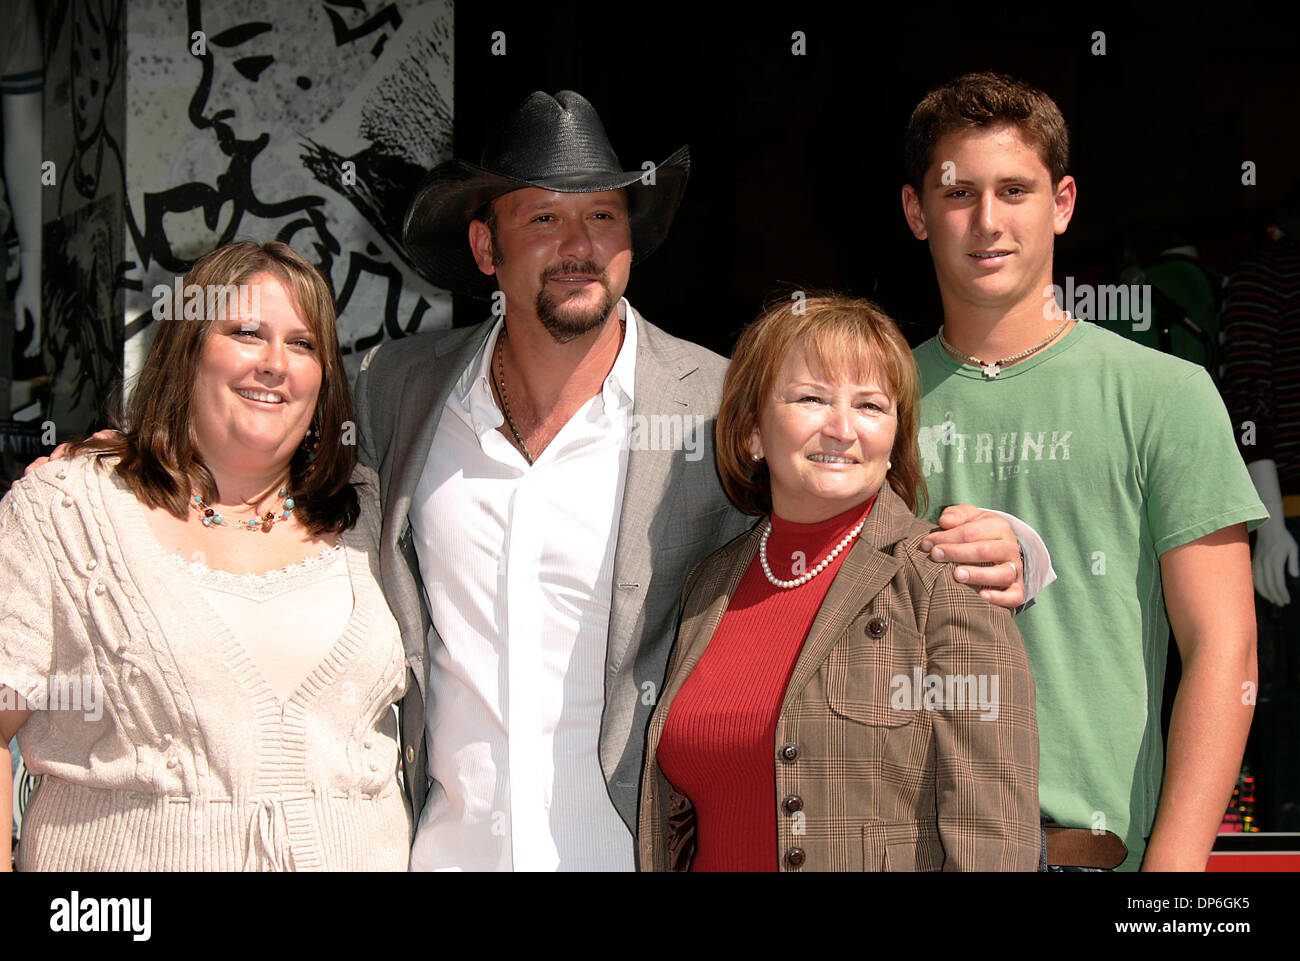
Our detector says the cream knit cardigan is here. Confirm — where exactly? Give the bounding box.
[0,455,411,871]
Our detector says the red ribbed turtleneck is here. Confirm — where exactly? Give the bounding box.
[656,495,876,871]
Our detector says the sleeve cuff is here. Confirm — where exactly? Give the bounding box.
[981,508,1057,604]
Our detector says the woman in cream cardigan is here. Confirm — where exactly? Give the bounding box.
[638,294,1040,871]
[0,242,410,871]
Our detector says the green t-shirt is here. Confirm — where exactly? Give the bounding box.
[914,321,1267,871]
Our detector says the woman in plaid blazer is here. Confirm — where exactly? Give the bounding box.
[637,294,1039,871]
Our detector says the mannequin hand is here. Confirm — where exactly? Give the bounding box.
[1253,519,1299,607]
[15,273,40,359]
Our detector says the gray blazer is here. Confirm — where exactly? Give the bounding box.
[353,305,753,831]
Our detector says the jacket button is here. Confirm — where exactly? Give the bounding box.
[783,795,804,814]
[93,584,106,596]
[86,559,98,571]
[866,616,887,638]
[405,745,416,764]
[785,847,805,868]
[780,743,799,762]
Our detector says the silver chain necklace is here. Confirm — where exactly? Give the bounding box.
[938,313,1072,379]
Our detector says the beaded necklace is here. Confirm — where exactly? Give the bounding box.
[192,487,296,533]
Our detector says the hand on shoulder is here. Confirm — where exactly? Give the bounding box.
[18,429,120,483]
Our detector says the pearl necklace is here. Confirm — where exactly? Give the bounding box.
[759,513,869,589]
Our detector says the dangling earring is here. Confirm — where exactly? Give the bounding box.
[300,419,321,470]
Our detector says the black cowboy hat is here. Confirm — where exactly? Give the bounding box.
[402,90,690,298]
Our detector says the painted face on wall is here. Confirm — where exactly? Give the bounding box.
[69,0,123,147]
[67,0,126,203]
[135,3,354,268]
[124,0,448,374]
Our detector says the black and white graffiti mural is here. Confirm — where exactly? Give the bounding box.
[36,0,128,438]
[8,0,450,463]
[123,0,453,381]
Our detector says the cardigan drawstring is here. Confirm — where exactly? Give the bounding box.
[243,798,293,872]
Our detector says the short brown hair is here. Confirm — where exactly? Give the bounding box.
[717,292,927,517]
[904,72,1069,191]
[77,241,360,534]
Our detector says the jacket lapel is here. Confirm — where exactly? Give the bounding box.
[657,488,920,715]
[604,309,701,678]
[662,525,764,700]
[383,322,494,556]
[780,487,915,706]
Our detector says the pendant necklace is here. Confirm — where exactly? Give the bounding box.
[938,312,1072,379]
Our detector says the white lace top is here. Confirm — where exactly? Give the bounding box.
[167,547,353,704]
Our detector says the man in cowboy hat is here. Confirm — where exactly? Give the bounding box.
[355,91,741,871]
[354,90,1036,871]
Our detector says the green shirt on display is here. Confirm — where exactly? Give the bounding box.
[914,321,1267,871]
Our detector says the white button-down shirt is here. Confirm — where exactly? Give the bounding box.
[408,302,639,871]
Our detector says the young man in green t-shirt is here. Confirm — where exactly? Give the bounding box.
[899,72,1267,871]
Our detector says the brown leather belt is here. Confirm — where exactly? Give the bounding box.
[1044,822,1128,869]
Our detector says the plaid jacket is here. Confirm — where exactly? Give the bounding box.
[637,484,1040,871]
